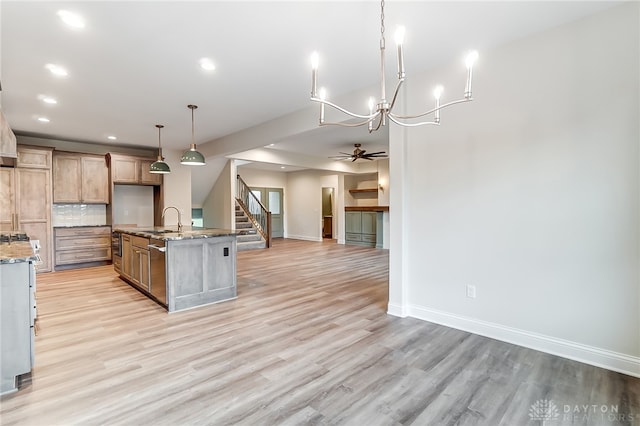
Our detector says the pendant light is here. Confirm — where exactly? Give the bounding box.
[180,104,205,166]
[149,124,171,174]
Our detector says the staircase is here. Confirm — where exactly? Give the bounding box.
[235,204,267,251]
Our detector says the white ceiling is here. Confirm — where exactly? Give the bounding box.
[1,1,620,165]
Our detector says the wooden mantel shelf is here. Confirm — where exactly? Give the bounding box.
[349,188,378,194]
[345,206,389,212]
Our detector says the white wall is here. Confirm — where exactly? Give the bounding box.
[389,2,640,376]
[285,171,323,241]
[202,159,235,229]
[237,167,287,188]
[162,148,193,227]
[112,185,154,227]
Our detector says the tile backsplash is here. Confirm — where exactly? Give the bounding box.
[53,204,107,227]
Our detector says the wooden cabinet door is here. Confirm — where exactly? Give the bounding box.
[16,146,51,169]
[53,154,82,203]
[345,212,362,233]
[361,212,377,235]
[139,160,162,185]
[0,168,15,231]
[139,250,150,291]
[81,156,109,203]
[122,235,132,279]
[16,168,52,272]
[112,157,138,183]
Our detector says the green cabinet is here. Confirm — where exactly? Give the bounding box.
[345,211,377,247]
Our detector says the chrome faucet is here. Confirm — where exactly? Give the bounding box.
[162,206,183,232]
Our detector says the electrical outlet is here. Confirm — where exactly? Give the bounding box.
[466,284,476,299]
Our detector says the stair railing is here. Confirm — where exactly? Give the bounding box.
[236,174,272,248]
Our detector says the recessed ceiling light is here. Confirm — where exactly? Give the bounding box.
[280,166,285,169]
[199,58,216,71]
[107,136,117,140]
[45,64,68,77]
[57,10,85,29]
[38,95,57,104]
[37,117,50,123]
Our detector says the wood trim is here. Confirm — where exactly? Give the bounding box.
[345,206,389,212]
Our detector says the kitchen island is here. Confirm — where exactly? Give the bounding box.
[0,236,37,395]
[114,227,241,313]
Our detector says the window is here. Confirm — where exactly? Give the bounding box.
[192,208,203,227]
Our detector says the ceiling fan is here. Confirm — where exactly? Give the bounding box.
[330,144,388,162]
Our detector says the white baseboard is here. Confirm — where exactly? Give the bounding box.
[387,303,408,318]
[286,235,323,242]
[408,304,640,378]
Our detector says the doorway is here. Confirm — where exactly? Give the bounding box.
[250,187,284,238]
[322,187,334,239]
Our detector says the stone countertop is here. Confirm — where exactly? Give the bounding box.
[0,241,38,264]
[114,226,247,241]
[53,225,111,228]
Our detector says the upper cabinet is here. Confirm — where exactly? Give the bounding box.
[0,110,17,159]
[53,152,109,204]
[107,153,161,186]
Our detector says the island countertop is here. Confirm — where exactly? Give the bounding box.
[0,241,38,264]
[114,226,247,241]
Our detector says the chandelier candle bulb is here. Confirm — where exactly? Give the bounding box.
[434,86,443,123]
[464,51,478,99]
[319,88,326,123]
[311,52,319,98]
[368,97,376,131]
[395,26,406,79]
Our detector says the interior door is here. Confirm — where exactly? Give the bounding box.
[251,187,284,238]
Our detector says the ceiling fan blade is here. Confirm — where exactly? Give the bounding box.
[365,151,386,156]
[351,157,357,162]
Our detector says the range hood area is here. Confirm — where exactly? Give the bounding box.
[0,109,18,166]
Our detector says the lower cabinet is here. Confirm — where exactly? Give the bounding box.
[130,236,150,292]
[345,211,377,247]
[54,226,112,269]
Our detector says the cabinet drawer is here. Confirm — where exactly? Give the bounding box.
[131,236,150,249]
[56,235,110,250]
[345,233,362,242]
[55,226,111,237]
[55,247,112,265]
[362,234,377,243]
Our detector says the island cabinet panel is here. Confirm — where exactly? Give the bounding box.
[167,236,237,313]
[0,262,34,395]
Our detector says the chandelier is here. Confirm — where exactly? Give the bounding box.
[310,0,478,132]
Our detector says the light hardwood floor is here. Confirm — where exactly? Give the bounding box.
[1,239,638,425]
